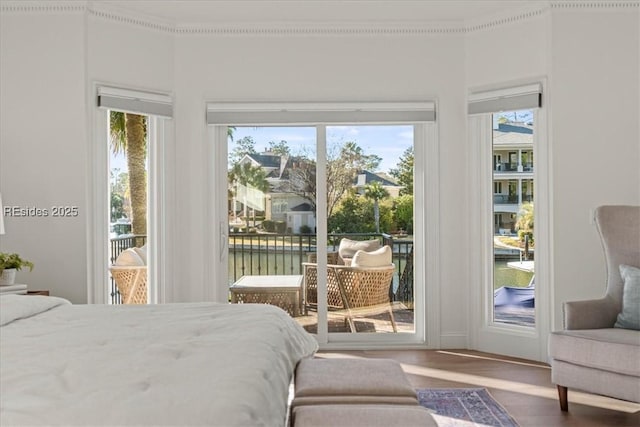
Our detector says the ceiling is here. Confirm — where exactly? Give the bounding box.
[100,0,545,25]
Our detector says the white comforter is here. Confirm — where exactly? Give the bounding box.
[0,295,318,426]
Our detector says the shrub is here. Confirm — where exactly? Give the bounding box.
[299,225,312,234]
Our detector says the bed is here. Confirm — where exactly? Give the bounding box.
[0,295,318,426]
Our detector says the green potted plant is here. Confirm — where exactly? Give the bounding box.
[0,252,34,285]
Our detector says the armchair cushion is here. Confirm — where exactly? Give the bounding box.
[549,328,640,377]
[351,246,392,268]
[615,264,640,330]
[338,238,381,264]
[115,248,145,266]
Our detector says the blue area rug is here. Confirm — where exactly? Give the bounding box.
[417,388,519,427]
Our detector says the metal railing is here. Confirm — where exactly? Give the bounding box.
[109,232,414,306]
[109,235,147,304]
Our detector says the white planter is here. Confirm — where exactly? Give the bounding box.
[0,268,17,285]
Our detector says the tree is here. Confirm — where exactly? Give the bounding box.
[515,202,534,243]
[288,157,317,211]
[287,141,380,219]
[364,181,390,233]
[393,194,414,234]
[268,140,291,157]
[389,146,414,196]
[110,111,147,238]
[229,136,258,164]
[325,142,381,218]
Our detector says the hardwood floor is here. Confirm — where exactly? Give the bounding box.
[318,349,640,426]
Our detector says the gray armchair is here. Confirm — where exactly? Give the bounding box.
[548,205,640,411]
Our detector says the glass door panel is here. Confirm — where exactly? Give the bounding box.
[108,111,150,304]
[324,125,415,334]
[491,110,535,327]
[227,127,318,326]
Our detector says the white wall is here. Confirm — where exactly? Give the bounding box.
[550,7,640,329]
[0,11,88,301]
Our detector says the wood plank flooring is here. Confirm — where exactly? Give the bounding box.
[318,349,640,426]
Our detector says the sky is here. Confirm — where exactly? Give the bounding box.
[110,111,531,178]
[229,125,414,174]
[110,125,413,177]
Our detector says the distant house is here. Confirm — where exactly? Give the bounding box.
[354,170,402,198]
[492,121,534,234]
[234,152,402,232]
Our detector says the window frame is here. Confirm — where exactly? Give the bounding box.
[467,81,552,362]
[89,84,173,304]
[206,101,439,348]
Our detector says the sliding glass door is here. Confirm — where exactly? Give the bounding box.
[209,102,434,346]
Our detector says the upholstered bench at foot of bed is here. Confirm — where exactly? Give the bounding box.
[291,404,437,427]
[292,358,419,407]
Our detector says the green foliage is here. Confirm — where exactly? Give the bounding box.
[389,146,414,196]
[515,202,534,234]
[262,220,275,232]
[275,221,287,233]
[328,193,392,233]
[299,225,312,234]
[268,140,291,156]
[393,195,414,234]
[229,136,258,164]
[110,192,125,222]
[229,162,270,192]
[518,230,534,245]
[0,253,34,272]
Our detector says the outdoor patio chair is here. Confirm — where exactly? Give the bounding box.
[303,246,397,332]
[109,266,148,304]
[109,247,147,304]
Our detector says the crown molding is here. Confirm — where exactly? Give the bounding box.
[1,1,637,36]
[551,1,639,9]
[0,0,84,14]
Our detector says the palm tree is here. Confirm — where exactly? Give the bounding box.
[364,181,390,233]
[515,202,534,239]
[110,112,147,243]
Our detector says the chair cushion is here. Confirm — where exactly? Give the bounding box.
[115,248,145,266]
[133,244,148,265]
[615,264,640,330]
[292,404,436,427]
[338,239,381,261]
[549,328,640,376]
[294,358,417,399]
[351,246,392,268]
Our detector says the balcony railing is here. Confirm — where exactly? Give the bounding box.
[109,232,414,306]
[493,195,534,204]
[109,234,147,304]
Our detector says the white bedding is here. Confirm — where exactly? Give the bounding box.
[0,295,318,426]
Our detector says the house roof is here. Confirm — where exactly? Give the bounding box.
[493,122,533,145]
[245,153,282,169]
[355,170,400,187]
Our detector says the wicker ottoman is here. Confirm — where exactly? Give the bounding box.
[292,404,437,427]
[293,358,419,407]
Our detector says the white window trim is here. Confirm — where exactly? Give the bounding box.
[206,101,438,348]
[467,81,552,362]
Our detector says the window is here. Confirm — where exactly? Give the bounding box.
[468,82,550,361]
[92,86,172,305]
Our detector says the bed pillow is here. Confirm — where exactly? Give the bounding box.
[338,238,381,261]
[115,248,145,266]
[351,246,393,268]
[614,264,640,330]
